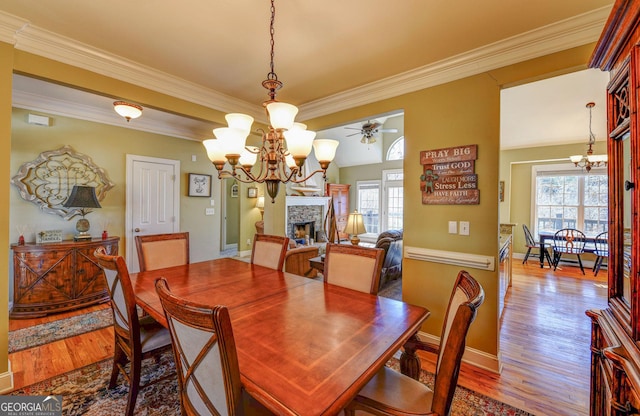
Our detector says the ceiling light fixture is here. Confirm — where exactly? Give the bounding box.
[569,102,607,173]
[203,0,339,203]
[113,101,143,122]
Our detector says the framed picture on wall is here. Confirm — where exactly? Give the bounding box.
[248,186,258,198]
[188,173,212,197]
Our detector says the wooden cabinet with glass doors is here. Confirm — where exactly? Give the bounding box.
[586,1,640,414]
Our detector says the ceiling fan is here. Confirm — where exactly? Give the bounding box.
[345,120,398,144]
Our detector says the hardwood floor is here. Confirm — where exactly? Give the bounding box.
[7,261,606,415]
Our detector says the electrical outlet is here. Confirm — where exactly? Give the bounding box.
[448,221,457,234]
[459,221,470,236]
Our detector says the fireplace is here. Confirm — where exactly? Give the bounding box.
[285,196,331,244]
[291,221,315,244]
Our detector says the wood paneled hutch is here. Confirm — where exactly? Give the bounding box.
[10,237,119,318]
[587,1,640,414]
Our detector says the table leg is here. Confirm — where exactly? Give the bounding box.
[400,333,421,380]
[539,237,546,268]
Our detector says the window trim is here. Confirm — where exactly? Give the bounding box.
[356,180,381,238]
[386,136,405,161]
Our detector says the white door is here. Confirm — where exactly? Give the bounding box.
[126,155,180,272]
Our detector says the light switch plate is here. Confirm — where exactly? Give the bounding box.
[459,221,470,236]
[448,221,457,234]
[205,208,214,216]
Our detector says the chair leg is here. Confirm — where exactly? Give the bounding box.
[523,248,531,264]
[109,343,126,388]
[553,253,561,270]
[594,257,603,276]
[544,250,553,268]
[577,255,585,275]
[125,358,142,416]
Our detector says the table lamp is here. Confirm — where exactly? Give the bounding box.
[344,210,366,245]
[63,185,101,241]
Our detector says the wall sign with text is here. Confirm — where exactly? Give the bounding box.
[419,144,479,205]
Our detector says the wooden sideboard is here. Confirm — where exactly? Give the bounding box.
[10,237,119,318]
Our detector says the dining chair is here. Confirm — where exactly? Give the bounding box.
[551,228,587,275]
[323,243,385,294]
[94,246,172,416]
[154,277,273,416]
[345,270,485,416]
[251,233,290,271]
[593,231,608,276]
[135,232,190,272]
[522,224,552,267]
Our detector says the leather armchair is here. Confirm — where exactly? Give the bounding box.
[375,229,403,288]
[284,245,320,278]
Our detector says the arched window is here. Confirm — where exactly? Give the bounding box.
[387,137,404,161]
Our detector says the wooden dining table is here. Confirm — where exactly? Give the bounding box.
[130,257,430,416]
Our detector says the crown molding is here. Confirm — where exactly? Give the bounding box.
[298,6,610,120]
[12,88,213,141]
[0,6,609,122]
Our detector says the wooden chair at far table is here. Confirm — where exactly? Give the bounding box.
[522,224,552,267]
[323,243,385,295]
[94,247,173,416]
[550,228,587,275]
[250,234,290,271]
[345,270,485,416]
[155,277,273,416]
[135,232,190,272]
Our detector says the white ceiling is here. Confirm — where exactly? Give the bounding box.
[3,1,614,165]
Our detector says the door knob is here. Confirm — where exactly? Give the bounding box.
[134,228,141,232]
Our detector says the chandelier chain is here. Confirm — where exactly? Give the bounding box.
[267,0,277,81]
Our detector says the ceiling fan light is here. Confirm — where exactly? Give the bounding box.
[283,129,316,157]
[113,101,142,121]
[313,139,339,162]
[267,102,298,130]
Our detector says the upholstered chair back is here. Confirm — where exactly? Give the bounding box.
[324,243,384,295]
[135,232,190,272]
[251,234,290,271]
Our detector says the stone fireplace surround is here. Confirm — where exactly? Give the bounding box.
[285,196,331,242]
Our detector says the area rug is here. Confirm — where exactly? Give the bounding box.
[9,308,113,353]
[10,349,533,416]
[378,278,402,300]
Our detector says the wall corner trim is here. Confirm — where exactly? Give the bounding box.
[417,330,501,374]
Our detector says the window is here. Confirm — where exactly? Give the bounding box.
[386,137,404,161]
[383,169,403,231]
[534,165,607,237]
[357,181,381,234]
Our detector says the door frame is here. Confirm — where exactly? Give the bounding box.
[125,154,181,269]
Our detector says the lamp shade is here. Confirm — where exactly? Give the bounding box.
[225,113,254,133]
[63,185,101,209]
[283,129,316,158]
[203,139,227,164]
[256,196,265,209]
[267,102,298,130]
[313,139,339,162]
[213,127,248,156]
[344,210,366,235]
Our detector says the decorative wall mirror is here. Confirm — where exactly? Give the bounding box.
[11,145,114,219]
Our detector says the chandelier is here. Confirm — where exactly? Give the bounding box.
[203,0,339,203]
[569,102,607,172]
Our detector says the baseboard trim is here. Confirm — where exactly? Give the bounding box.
[0,360,14,393]
[417,330,501,374]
